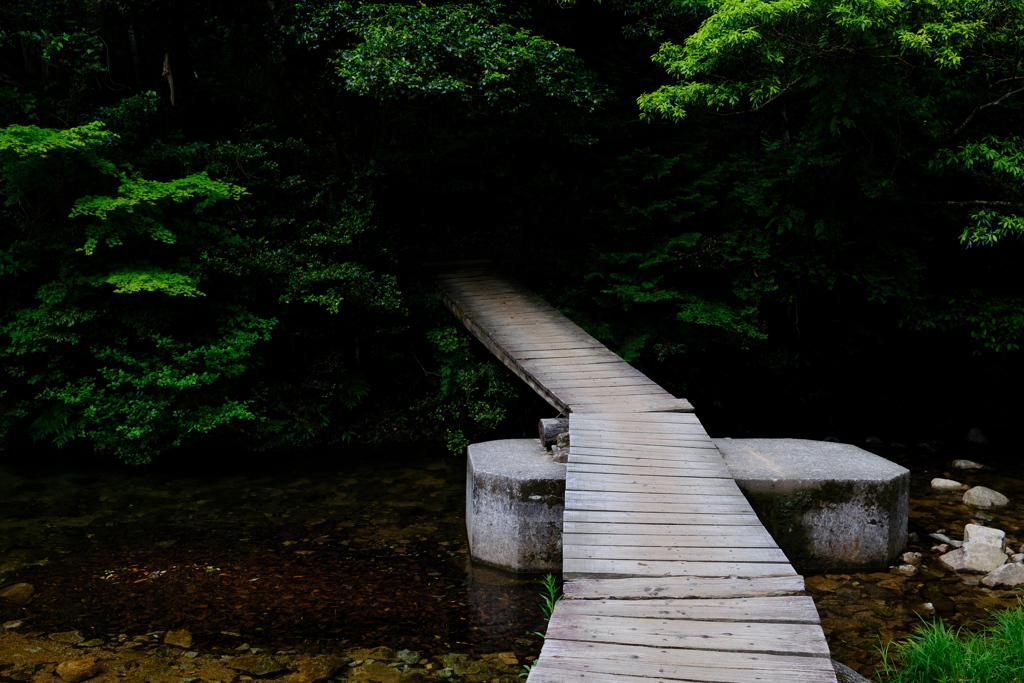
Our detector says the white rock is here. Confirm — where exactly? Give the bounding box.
[963,486,1009,509]
[900,551,923,565]
[932,544,949,553]
[1013,554,1024,563]
[939,524,1007,573]
[940,544,1007,573]
[929,532,963,548]
[931,478,967,491]
[981,562,1024,588]
[965,524,1005,548]
[896,564,919,576]
[953,459,984,470]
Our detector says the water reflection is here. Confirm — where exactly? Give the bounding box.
[0,444,547,658]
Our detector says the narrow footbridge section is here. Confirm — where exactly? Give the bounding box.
[433,265,838,683]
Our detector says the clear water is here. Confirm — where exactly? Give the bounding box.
[0,444,548,658]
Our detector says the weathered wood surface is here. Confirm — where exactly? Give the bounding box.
[433,268,693,414]
[431,266,835,683]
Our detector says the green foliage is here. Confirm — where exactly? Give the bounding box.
[536,572,561,622]
[417,324,517,453]
[879,604,1024,682]
[295,1,603,112]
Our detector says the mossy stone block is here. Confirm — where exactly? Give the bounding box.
[466,439,565,573]
[715,438,909,571]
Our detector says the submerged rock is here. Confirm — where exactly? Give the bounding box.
[966,428,989,445]
[900,552,922,565]
[939,524,1007,573]
[226,654,285,676]
[287,655,348,683]
[164,629,193,649]
[0,583,35,604]
[963,486,1009,508]
[55,656,101,683]
[952,459,985,470]
[981,562,1024,588]
[929,532,962,548]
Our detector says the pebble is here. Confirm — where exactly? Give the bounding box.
[896,564,919,576]
[952,459,985,470]
[55,656,100,683]
[0,583,35,604]
[165,629,193,649]
[931,478,967,491]
[930,532,963,548]
[963,486,1010,509]
[900,552,923,565]
[966,428,989,445]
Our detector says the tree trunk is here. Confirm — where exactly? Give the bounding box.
[162,51,176,106]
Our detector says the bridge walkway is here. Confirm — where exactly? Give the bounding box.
[433,265,838,683]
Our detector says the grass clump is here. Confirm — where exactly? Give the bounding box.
[879,602,1024,682]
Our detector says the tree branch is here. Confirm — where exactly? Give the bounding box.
[945,200,1020,208]
[715,77,803,117]
[952,86,1024,138]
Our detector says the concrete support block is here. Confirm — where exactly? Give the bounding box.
[466,439,565,573]
[714,438,910,571]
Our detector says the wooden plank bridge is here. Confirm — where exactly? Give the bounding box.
[433,265,838,683]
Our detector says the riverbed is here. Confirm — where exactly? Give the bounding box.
[1,437,1021,682]
[0,444,547,666]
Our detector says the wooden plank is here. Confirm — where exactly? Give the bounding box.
[564,499,755,515]
[569,440,717,454]
[563,533,779,549]
[563,545,789,564]
[563,558,797,579]
[554,596,821,624]
[569,446,719,463]
[527,667,835,683]
[570,432,713,447]
[557,385,678,397]
[562,575,807,599]
[535,367,652,381]
[563,522,774,538]
[570,419,710,435]
[566,468,740,486]
[545,614,830,656]
[567,458,728,475]
[563,510,761,526]
[566,489,746,506]
[571,411,704,424]
[571,399,695,413]
[544,376,661,389]
[535,640,837,682]
[568,451,718,467]
[526,668,682,683]
[565,475,741,497]
[512,348,624,360]
[504,340,608,352]
[568,472,737,488]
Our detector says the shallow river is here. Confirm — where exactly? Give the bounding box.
[0,444,547,661]
[0,438,1021,681]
